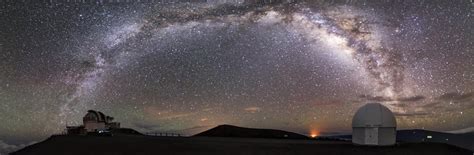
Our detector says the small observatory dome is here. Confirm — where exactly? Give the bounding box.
[352,103,397,146]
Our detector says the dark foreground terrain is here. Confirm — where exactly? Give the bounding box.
[12,134,472,155]
[326,129,474,151]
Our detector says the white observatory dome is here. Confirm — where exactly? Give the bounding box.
[352,103,397,146]
[352,103,396,127]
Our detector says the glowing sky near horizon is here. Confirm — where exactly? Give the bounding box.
[0,0,473,146]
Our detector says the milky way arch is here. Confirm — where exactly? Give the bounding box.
[60,2,407,125]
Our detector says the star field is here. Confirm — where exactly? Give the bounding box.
[0,0,472,149]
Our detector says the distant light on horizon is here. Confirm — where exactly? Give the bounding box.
[310,129,320,138]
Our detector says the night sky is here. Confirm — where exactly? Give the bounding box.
[0,0,472,151]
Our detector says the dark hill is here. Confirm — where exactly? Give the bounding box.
[194,124,309,139]
[464,132,474,136]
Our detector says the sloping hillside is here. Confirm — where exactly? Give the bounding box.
[194,125,309,139]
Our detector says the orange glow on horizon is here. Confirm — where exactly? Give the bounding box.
[310,129,319,138]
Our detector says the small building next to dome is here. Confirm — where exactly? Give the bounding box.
[352,103,397,146]
[66,110,121,135]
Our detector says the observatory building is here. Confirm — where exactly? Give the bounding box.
[352,103,397,146]
[83,110,120,132]
[66,110,120,135]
